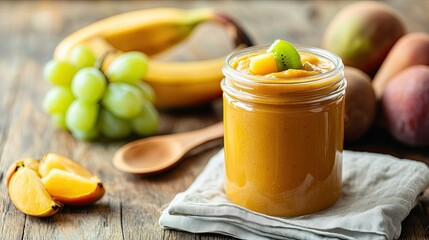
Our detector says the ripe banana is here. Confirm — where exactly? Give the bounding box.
[145,56,226,108]
[54,8,216,60]
[54,8,253,109]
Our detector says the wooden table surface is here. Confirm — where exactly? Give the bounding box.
[1,0,428,239]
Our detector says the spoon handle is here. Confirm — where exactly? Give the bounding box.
[174,122,224,151]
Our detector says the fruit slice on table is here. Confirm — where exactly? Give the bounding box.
[39,153,94,179]
[6,159,62,217]
[41,169,105,206]
[6,158,39,184]
[249,39,302,75]
[38,153,105,206]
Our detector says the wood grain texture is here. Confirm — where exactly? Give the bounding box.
[0,1,428,239]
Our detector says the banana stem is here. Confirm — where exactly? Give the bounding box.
[210,11,254,48]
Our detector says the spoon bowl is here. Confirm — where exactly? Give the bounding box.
[117,139,183,174]
[113,122,224,175]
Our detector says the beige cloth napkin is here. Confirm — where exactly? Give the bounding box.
[159,150,429,240]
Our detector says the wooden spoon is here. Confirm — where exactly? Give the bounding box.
[113,122,224,175]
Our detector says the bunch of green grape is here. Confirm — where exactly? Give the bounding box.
[43,46,159,141]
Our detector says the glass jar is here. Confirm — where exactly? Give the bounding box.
[221,45,346,216]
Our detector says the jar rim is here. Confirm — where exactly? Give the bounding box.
[222,45,344,86]
[221,44,346,105]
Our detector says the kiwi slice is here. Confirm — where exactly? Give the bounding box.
[267,39,302,71]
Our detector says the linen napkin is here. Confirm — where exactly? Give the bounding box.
[159,149,429,240]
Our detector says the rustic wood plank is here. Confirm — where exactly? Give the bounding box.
[0,2,37,239]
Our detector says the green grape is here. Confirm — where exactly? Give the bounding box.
[65,100,99,132]
[102,83,143,119]
[131,101,159,136]
[98,109,131,139]
[135,81,155,103]
[51,113,67,130]
[71,128,99,141]
[43,86,75,114]
[43,60,78,85]
[72,67,106,103]
[70,45,96,69]
[107,51,148,84]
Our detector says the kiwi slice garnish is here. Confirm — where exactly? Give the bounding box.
[267,39,302,71]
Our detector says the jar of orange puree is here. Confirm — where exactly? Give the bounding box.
[221,40,346,216]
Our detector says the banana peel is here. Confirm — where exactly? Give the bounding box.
[54,8,216,59]
[145,57,226,108]
[54,8,253,109]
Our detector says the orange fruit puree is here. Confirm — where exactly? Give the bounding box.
[221,47,345,216]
